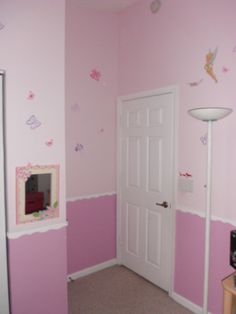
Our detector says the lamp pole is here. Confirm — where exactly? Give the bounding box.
[188,107,232,314]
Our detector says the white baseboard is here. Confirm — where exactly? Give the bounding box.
[68,258,118,281]
[171,292,211,314]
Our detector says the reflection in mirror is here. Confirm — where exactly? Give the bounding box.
[25,174,51,215]
[16,164,59,224]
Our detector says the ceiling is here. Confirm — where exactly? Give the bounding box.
[74,0,141,12]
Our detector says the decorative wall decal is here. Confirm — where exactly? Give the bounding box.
[75,143,84,152]
[222,66,230,73]
[188,79,203,87]
[27,90,35,100]
[45,139,54,147]
[200,133,208,145]
[16,164,60,224]
[0,22,5,30]
[150,0,161,13]
[70,103,79,111]
[16,163,32,182]
[90,69,101,82]
[204,48,218,83]
[26,115,41,129]
[179,172,192,178]
[98,128,104,133]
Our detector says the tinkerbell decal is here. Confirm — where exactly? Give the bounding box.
[204,48,218,83]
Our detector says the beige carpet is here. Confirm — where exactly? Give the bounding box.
[68,265,193,314]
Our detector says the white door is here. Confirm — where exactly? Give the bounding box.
[0,71,10,313]
[118,88,175,291]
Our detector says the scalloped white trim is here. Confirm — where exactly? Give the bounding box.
[67,191,116,202]
[176,206,236,227]
[7,222,68,239]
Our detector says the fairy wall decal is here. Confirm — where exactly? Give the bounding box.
[204,48,218,83]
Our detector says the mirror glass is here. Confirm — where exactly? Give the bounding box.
[25,174,51,215]
[16,164,59,224]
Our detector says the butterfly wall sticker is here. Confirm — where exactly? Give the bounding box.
[45,139,54,147]
[200,133,208,145]
[70,103,79,111]
[150,0,161,13]
[26,115,41,129]
[27,90,35,100]
[75,143,84,152]
[222,66,230,73]
[0,22,4,30]
[188,79,203,87]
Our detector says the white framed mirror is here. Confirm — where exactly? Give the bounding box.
[16,164,59,224]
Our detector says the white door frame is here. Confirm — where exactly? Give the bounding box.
[0,70,10,313]
[116,85,179,295]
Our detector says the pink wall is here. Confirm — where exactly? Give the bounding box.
[119,0,236,220]
[1,1,68,313]
[67,195,116,274]
[65,1,236,313]
[118,1,236,313]
[8,229,68,314]
[175,211,233,314]
[1,0,67,233]
[65,1,119,198]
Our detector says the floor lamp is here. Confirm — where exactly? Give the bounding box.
[188,107,232,314]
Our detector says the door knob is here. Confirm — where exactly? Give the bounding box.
[156,201,168,208]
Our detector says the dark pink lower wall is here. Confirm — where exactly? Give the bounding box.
[8,228,68,314]
[174,210,234,314]
[67,195,116,274]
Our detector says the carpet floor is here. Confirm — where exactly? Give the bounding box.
[68,265,193,314]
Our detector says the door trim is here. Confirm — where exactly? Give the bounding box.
[116,85,179,295]
[0,70,10,313]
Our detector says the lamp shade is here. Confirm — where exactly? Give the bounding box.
[188,107,232,121]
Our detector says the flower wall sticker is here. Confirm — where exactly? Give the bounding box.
[204,47,218,83]
[26,115,41,129]
[188,79,203,87]
[90,69,101,82]
[16,163,32,182]
[27,90,35,100]
[75,143,84,152]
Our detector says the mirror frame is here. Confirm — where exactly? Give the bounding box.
[16,164,60,224]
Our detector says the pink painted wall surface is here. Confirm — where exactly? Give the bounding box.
[118,0,236,221]
[1,0,67,232]
[65,1,119,197]
[8,229,68,314]
[118,1,236,312]
[175,211,233,314]
[67,195,116,274]
[1,1,68,313]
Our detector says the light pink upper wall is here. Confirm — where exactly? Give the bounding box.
[65,1,119,198]
[119,0,236,220]
[0,0,66,232]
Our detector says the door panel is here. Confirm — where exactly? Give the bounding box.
[126,203,140,256]
[119,90,174,291]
